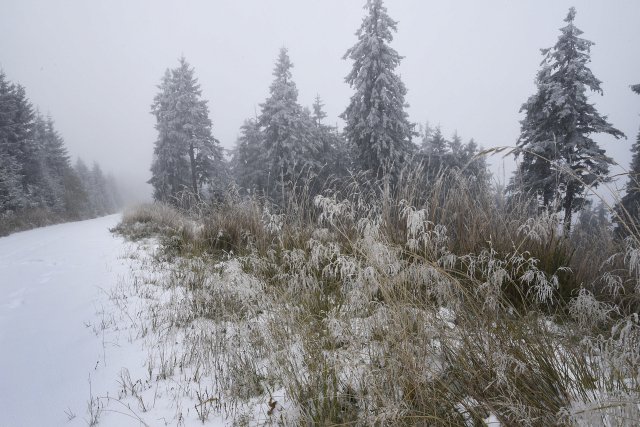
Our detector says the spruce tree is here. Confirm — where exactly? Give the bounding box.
[149,57,224,204]
[257,48,318,203]
[89,162,111,215]
[342,0,414,180]
[0,71,27,212]
[418,121,433,153]
[420,125,448,181]
[0,150,22,213]
[461,138,489,185]
[0,72,38,212]
[312,95,331,170]
[425,125,448,157]
[312,95,327,128]
[231,118,265,194]
[615,84,640,236]
[514,7,624,230]
[62,166,89,220]
[311,95,351,184]
[448,131,461,154]
[40,115,71,213]
[74,158,96,216]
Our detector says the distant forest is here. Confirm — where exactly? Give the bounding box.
[2,3,639,238]
[0,71,121,235]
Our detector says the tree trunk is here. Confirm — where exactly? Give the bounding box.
[188,142,199,199]
[281,164,285,208]
[543,190,550,209]
[563,185,574,233]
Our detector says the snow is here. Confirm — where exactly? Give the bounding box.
[0,215,123,425]
[0,215,224,426]
[0,214,511,426]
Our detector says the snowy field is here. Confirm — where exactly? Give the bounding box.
[0,215,222,427]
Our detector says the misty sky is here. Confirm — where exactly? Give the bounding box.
[1,0,639,202]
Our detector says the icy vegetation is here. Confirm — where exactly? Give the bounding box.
[110,172,640,425]
[3,1,640,425]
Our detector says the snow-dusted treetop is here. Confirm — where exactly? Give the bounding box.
[342,0,414,179]
[515,7,624,229]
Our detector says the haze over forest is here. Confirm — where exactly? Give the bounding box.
[4,1,640,425]
[1,0,639,202]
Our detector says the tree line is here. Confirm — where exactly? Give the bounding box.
[0,71,121,235]
[150,1,638,234]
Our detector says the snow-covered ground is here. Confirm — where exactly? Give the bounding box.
[0,215,161,426]
[0,215,125,425]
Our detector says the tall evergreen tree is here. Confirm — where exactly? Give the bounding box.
[312,95,327,128]
[418,121,433,153]
[342,0,414,179]
[422,125,448,157]
[62,166,89,220]
[0,149,22,213]
[461,138,489,185]
[74,158,96,216]
[449,131,463,155]
[419,124,448,181]
[0,72,38,211]
[257,48,318,203]
[615,84,640,236]
[40,115,71,213]
[311,95,351,183]
[514,7,624,229]
[231,118,265,194]
[0,71,27,212]
[149,57,225,204]
[89,162,118,215]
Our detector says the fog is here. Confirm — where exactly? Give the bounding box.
[1,0,639,203]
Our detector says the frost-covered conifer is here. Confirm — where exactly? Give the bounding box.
[149,57,225,204]
[615,84,640,236]
[342,0,414,179]
[419,125,447,181]
[424,125,448,157]
[85,162,120,216]
[462,138,489,184]
[0,72,28,212]
[514,7,624,229]
[311,95,327,128]
[39,115,72,213]
[449,131,463,156]
[257,48,319,203]
[311,95,351,182]
[0,72,38,213]
[73,158,96,216]
[231,118,265,194]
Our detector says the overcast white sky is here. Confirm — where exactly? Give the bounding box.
[1,0,639,202]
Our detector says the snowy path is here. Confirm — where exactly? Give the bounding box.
[0,215,132,427]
